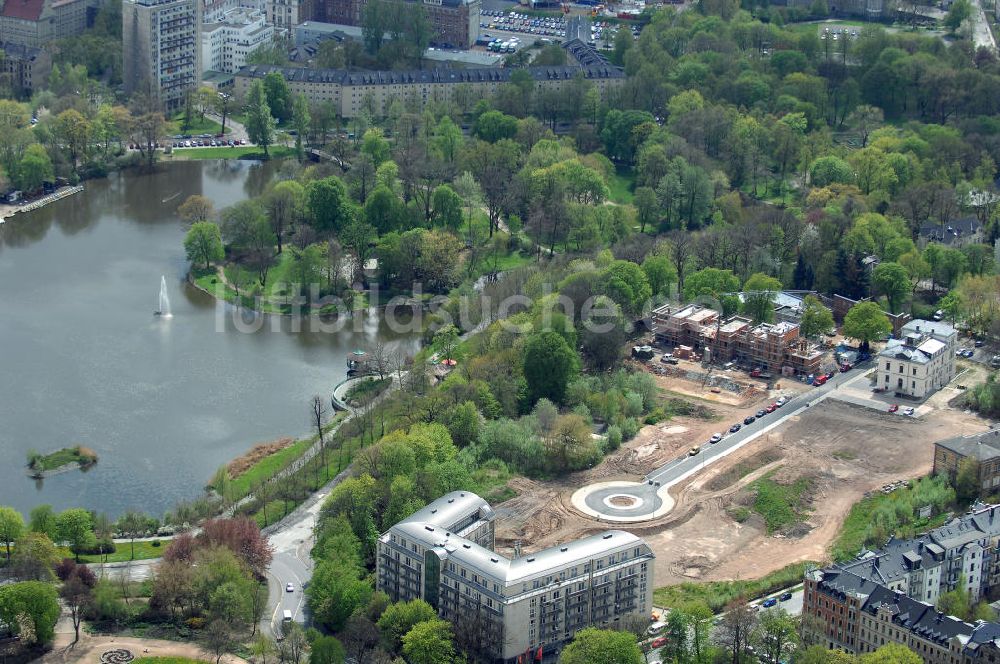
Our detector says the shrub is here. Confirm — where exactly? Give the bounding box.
[605,425,623,452]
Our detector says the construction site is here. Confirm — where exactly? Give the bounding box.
[490,356,992,590]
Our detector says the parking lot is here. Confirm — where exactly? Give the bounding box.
[478,7,641,47]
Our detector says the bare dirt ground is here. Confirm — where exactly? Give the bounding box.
[494,370,992,590]
[40,633,247,664]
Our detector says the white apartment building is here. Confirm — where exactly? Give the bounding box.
[377,491,654,663]
[876,319,957,399]
[201,6,272,73]
[123,0,202,111]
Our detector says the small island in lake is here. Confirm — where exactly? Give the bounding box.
[26,445,98,478]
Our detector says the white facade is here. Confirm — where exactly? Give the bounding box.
[201,6,273,73]
[876,319,957,399]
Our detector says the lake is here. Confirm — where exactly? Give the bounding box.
[0,160,419,518]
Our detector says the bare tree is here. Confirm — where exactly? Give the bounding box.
[206,619,235,664]
[716,597,758,664]
[311,395,328,482]
[668,230,694,295]
[342,614,380,664]
[369,341,390,380]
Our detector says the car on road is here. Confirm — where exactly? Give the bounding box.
[756,409,766,418]
[813,375,827,386]
[975,339,985,347]
[957,348,967,356]
[688,446,700,456]
[825,371,835,380]
[888,404,899,413]
[963,349,975,358]
[776,396,787,406]
[743,415,756,425]
[729,423,742,433]
[762,597,778,608]
[709,433,723,443]
[903,407,915,416]
[286,583,294,592]
[840,363,852,372]
[651,637,668,648]
[765,404,777,413]
[780,592,793,601]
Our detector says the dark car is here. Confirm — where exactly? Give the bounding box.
[762,598,778,608]
[729,423,742,433]
[743,415,756,425]
[780,592,793,601]
[756,409,766,418]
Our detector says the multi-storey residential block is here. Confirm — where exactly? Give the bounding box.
[876,319,957,399]
[650,303,825,375]
[935,428,1000,498]
[377,491,655,663]
[123,0,201,111]
[0,41,50,95]
[314,0,479,47]
[232,40,624,119]
[265,0,313,33]
[201,5,272,73]
[0,0,87,48]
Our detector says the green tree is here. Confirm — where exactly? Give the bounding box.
[401,619,456,664]
[377,599,438,652]
[954,457,981,505]
[262,71,292,122]
[264,179,305,254]
[810,156,854,187]
[742,273,783,323]
[10,532,59,581]
[642,254,677,298]
[56,509,94,562]
[756,608,799,664]
[445,401,480,448]
[800,295,835,338]
[292,93,311,161]
[860,643,922,664]
[29,505,58,540]
[0,581,60,645]
[310,635,346,664]
[116,510,148,561]
[842,301,891,352]
[872,262,910,313]
[944,0,971,31]
[559,627,644,664]
[0,507,24,564]
[15,143,53,192]
[683,267,741,315]
[361,128,390,166]
[306,176,350,234]
[603,260,653,318]
[184,221,225,271]
[431,185,463,231]
[523,331,578,406]
[633,186,658,234]
[363,185,404,234]
[244,80,276,158]
[473,110,518,143]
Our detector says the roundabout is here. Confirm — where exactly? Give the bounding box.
[571,480,675,523]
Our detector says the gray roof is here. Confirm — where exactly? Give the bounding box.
[903,319,956,340]
[936,429,1000,462]
[385,491,650,588]
[919,217,980,244]
[878,339,932,364]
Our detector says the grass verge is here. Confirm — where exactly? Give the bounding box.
[652,561,815,613]
[169,146,295,160]
[72,539,166,564]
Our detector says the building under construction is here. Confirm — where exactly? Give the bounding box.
[651,303,825,375]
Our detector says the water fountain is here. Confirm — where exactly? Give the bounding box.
[154,275,172,318]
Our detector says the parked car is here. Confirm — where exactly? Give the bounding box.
[660,355,679,365]
[903,407,915,416]
[688,446,700,456]
[729,423,742,433]
[776,396,788,406]
[743,415,756,425]
[756,409,766,418]
[813,376,827,386]
[888,404,899,413]
[840,363,852,372]
[651,637,668,648]
[825,371,835,380]
[779,592,793,601]
[762,598,778,608]
[975,340,985,347]
[963,349,975,358]
[709,433,723,443]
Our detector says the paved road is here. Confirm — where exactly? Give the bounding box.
[970,0,997,51]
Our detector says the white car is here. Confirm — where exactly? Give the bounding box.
[709,433,723,443]
[903,407,915,416]
[286,583,295,592]
[776,396,788,406]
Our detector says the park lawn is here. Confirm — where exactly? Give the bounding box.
[230,411,346,499]
[72,540,166,564]
[653,561,814,613]
[608,170,635,204]
[170,114,229,136]
[172,146,295,160]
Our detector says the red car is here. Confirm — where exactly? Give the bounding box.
[888,404,899,413]
[813,376,827,386]
[825,371,835,380]
[840,363,852,372]
[651,637,668,648]
[766,404,777,413]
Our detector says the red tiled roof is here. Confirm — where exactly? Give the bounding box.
[1,0,46,22]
